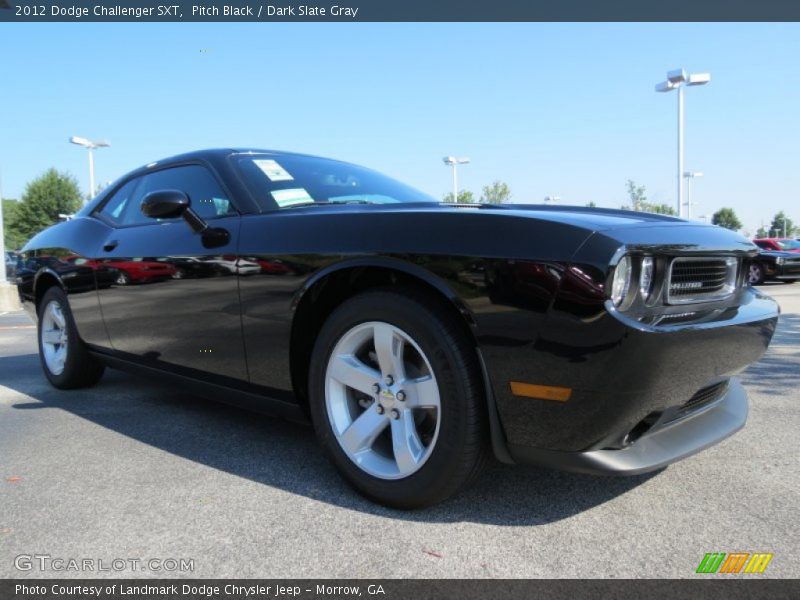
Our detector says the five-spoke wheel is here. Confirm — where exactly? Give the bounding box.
[325,321,441,480]
[37,286,105,389]
[40,299,69,376]
[309,288,488,508]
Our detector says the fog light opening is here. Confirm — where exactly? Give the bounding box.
[622,413,661,446]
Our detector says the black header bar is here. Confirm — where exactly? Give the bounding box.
[2,0,800,22]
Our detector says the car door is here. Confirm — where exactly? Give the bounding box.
[93,163,248,382]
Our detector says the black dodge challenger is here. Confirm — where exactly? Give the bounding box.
[18,149,779,508]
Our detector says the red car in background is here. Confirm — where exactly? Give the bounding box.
[103,258,177,285]
[66,255,177,285]
[753,238,800,253]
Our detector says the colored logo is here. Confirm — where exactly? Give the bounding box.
[697,552,773,574]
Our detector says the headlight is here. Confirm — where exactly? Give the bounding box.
[611,256,632,306]
[776,257,785,265]
[639,256,655,300]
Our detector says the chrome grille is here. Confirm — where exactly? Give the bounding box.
[667,257,738,304]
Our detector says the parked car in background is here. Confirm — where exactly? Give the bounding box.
[5,251,18,279]
[16,148,779,508]
[753,238,800,253]
[155,256,228,279]
[101,258,177,285]
[747,250,800,285]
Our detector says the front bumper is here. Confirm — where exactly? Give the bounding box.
[508,377,748,475]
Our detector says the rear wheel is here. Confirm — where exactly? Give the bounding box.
[308,289,488,508]
[747,263,765,286]
[37,286,105,389]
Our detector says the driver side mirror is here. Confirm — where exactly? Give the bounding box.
[141,190,190,219]
[140,189,230,249]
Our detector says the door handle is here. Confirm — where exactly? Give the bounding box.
[103,240,119,252]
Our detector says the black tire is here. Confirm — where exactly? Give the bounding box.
[37,286,105,390]
[308,288,489,508]
[747,262,765,286]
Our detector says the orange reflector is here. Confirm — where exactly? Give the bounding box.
[509,382,572,402]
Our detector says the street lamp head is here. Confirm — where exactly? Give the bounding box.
[443,156,469,165]
[455,157,470,164]
[655,81,677,93]
[69,136,92,148]
[70,136,111,149]
[687,72,711,86]
[667,69,688,84]
[443,156,456,165]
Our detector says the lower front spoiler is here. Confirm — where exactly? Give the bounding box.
[507,378,748,476]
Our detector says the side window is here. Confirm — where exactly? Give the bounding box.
[96,179,141,226]
[100,165,235,227]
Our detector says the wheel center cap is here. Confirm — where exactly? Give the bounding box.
[378,388,395,408]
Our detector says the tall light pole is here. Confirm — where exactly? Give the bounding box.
[683,171,703,219]
[69,136,110,203]
[442,156,470,202]
[655,69,710,218]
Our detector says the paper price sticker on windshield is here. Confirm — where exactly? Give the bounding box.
[271,188,314,208]
[254,159,294,182]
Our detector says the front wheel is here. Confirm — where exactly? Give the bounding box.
[747,263,765,286]
[308,289,488,508]
[37,286,105,389]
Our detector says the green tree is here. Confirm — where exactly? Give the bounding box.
[480,181,511,204]
[645,203,677,216]
[626,179,647,212]
[621,180,676,216]
[12,169,82,243]
[585,201,597,208]
[443,190,475,203]
[2,198,27,250]
[769,211,794,237]
[755,226,769,239]
[711,207,742,231]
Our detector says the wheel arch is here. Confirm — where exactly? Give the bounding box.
[33,269,66,312]
[288,256,514,464]
[289,257,477,405]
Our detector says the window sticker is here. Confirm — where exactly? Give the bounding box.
[254,159,294,182]
[271,188,315,208]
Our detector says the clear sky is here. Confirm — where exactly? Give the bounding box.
[1,23,798,234]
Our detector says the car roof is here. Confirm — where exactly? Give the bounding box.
[138,148,344,170]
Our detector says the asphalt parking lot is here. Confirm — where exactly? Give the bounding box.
[1,284,798,579]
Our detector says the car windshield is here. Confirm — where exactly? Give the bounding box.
[233,153,437,210]
[776,239,800,250]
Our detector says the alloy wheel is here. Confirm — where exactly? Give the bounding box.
[747,264,762,285]
[41,300,69,375]
[324,321,441,480]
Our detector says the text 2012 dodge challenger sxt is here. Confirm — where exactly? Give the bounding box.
[17,149,779,508]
